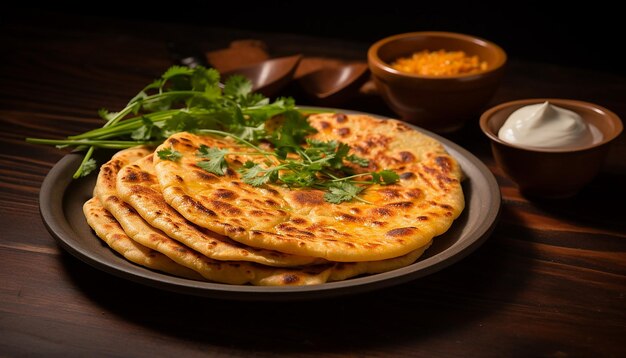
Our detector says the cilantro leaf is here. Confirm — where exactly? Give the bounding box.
[304,139,337,161]
[372,170,400,185]
[279,169,317,187]
[160,65,196,92]
[304,139,354,169]
[162,65,195,80]
[97,108,118,122]
[162,112,199,137]
[323,182,364,204]
[131,116,164,141]
[328,142,350,169]
[241,160,256,169]
[238,163,277,186]
[27,64,399,203]
[191,67,221,99]
[270,110,317,158]
[239,96,294,127]
[143,78,164,91]
[346,154,369,167]
[223,75,253,98]
[230,123,267,143]
[305,138,329,147]
[78,158,97,177]
[157,148,182,161]
[240,92,267,107]
[196,145,229,175]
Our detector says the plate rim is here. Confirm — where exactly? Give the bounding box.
[39,108,501,301]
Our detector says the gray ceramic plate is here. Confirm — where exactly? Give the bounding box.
[39,109,501,301]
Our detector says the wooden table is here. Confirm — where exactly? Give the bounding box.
[2,13,625,357]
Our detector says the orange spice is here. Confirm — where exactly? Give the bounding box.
[391,49,488,76]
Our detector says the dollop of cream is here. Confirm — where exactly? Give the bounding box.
[498,101,600,148]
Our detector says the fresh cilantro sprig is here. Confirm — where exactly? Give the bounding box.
[26,65,399,202]
[156,148,182,161]
[239,161,280,186]
[196,145,230,175]
[26,66,296,178]
[324,182,365,204]
[194,134,399,204]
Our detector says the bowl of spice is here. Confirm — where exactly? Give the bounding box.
[368,31,507,132]
[480,98,623,198]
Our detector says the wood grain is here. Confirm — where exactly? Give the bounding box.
[1,11,625,357]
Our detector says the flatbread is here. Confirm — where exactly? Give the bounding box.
[95,147,255,283]
[328,241,430,281]
[91,146,154,197]
[83,197,204,280]
[85,193,431,284]
[91,146,433,285]
[154,112,464,262]
[86,196,430,285]
[115,153,323,267]
[93,147,328,284]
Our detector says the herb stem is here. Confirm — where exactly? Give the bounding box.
[71,110,181,139]
[296,148,313,163]
[105,91,206,128]
[26,138,154,149]
[330,172,374,181]
[196,129,269,154]
[26,65,395,203]
[323,172,341,180]
[226,151,277,157]
[103,105,134,128]
[72,146,94,179]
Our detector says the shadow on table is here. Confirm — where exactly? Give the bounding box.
[61,216,533,355]
[527,171,626,235]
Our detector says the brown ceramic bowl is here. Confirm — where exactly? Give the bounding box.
[368,31,507,133]
[221,55,302,98]
[480,98,623,198]
[297,63,370,106]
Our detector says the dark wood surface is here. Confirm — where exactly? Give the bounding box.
[2,13,625,357]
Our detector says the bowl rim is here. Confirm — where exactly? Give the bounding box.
[479,98,624,153]
[297,62,370,99]
[368,31,507,80]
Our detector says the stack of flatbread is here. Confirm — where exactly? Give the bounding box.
[84,113,465,285]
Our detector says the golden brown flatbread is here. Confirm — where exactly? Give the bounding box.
[83,197,205,280]
[115,153,323,267]
[93,148,328,284]
[90,146,433,285]
[86,193,430,285]
[88,193,335,285]
[91,146,153,197]
[153,112,464,262]
[328,241,430,281]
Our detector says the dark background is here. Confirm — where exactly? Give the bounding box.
[5,2,622,75]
